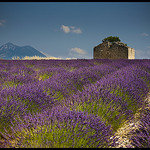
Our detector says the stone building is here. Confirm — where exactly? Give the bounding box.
[93,41,135,59]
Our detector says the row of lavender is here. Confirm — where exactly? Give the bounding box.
[0,59,150,147]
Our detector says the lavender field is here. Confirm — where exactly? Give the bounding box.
[0,59,150,148]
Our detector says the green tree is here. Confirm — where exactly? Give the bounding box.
[102,36,121,43]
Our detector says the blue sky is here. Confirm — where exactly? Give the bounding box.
[0,2,150,59]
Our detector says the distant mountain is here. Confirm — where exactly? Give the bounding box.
[0,42,47,59]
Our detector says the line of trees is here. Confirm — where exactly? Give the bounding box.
[102,36,121,43]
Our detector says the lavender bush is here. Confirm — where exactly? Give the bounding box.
[4,106,117,148]
[0,59,150,148]
[128,109,150,148]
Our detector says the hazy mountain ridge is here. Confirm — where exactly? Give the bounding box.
[0,43,46,59]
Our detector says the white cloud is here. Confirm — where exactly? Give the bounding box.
[61,25,70,33]
[72,28,82,34]
[70,48,86,55]
[0,20,6,26]
[141,33,149,37]
[146,46,150,49]
[70,26,75,29]
[60,25,82,34]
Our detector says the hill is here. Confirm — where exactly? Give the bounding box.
[0,42,46,60]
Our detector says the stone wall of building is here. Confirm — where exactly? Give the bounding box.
[93,41,135,59]
[128,48,135,59]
